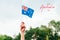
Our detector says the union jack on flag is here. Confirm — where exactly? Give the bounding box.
[22,6,34,18]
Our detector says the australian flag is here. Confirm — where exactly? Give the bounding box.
[22,6,34,18]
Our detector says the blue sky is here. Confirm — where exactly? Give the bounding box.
[0,0,60,37]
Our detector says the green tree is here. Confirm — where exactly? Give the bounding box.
[0,35,13,40]
[25,25,52,40]
[54,32,58,40]
[14,33,20,40]
[48,20,60,40]
[49,20,60,32]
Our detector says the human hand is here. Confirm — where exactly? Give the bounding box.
[20,22,26,33]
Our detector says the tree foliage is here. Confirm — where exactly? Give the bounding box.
[0,20,60,40]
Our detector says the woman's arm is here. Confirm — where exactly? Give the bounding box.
[21,30,25,40]
[20,22,25,40]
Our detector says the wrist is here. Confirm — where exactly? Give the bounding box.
[21,32,24,35]
[21,32,25,40]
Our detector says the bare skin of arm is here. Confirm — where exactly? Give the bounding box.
[20,22,25,40]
